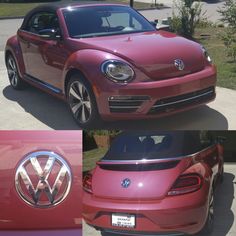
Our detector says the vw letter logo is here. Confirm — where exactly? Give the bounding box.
[174,59,185,71]
[15,151,72,207]
[121,178,131,188]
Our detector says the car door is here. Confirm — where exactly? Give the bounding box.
[18,11,69,91]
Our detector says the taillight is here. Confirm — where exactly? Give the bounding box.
[83,172,93,193]
[168,174,202,196]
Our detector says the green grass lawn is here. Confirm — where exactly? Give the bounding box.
[195,26,236,90]
[0,0,157,18]
[83,147,108,172]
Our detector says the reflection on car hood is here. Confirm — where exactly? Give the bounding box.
[79,31,205,80]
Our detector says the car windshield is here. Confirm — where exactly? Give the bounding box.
[103,131,205,161]
[63,5,155,38]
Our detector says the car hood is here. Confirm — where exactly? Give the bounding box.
[79,31,205,80]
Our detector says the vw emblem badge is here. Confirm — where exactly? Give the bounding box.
[121,178,131,188]
[174,59,185,71]
[15,151,72,207]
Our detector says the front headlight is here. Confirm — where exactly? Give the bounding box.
[101,60,134,83]
[201,46,212,63]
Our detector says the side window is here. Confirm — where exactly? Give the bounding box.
[25,12,59,34]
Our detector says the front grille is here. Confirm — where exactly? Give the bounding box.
[148,87,215,115]
[109,96,150,113]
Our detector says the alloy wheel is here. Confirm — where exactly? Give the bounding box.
[7,56,18,87]
[69,81,92,124]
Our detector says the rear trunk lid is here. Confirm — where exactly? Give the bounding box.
[91,131,206,200]
[92,158,192,200]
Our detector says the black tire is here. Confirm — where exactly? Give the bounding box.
[66,74,101,129]
[219,165,224,183]
[201,190,214,235]
[6,53,26,90]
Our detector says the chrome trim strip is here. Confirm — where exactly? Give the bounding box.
[109,106,140,109]
[101,144,215,164]
[25,74,62,94]
[19,29,41,37]
[109,99,147,102]
[153,90,214,108]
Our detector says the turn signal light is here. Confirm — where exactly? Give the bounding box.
[83,172,93,193]
[168,174,202,196]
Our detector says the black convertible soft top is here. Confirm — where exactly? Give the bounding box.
[20,1,126,30]
[102,131,211,161]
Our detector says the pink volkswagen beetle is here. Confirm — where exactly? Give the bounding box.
[5,2,216,128]
[83,131,224,236]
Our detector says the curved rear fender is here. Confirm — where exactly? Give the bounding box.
[62,49,128,94]
[5,35,25,78]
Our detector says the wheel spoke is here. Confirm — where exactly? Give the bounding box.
[78,83,85,100]
[9,58,15,70]
[71,102,82,114]
[84,101,91,110]
[11,74,18,86]
[80,105,86,122]
[8,69,15,76]
[70,87,81,101]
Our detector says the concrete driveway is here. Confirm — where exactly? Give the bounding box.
[0,17,236,130]
[83,163,236,236]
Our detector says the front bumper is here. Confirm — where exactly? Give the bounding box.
[83,188,209,235]
[0,229,82,236]
[95,65,216,121]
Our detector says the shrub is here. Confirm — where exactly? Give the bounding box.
[170,0,205,39]
[218,0,236,61]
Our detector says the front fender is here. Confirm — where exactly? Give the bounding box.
[62,49,149,95]
[5,35,25,78]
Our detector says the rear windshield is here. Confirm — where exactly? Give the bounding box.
[103,131,208,161]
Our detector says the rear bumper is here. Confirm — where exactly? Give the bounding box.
[96,65,216,121]
[0,229,82,236]
[101,228,184,236]
[83,187,210,235]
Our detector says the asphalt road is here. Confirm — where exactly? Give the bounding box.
[83,163,236,236]
[1,6,236,130]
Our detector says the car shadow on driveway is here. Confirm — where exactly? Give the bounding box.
[3,85,228,130]
[3,85,79,130]
[196,172,235,236]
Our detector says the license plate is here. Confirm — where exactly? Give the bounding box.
[112,213,135,228]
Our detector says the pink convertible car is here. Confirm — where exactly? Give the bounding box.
[5,3,216,128]
[83,131,224,235]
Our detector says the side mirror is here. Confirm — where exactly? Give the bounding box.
[38,29,61,40]
[150,21,157,28]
